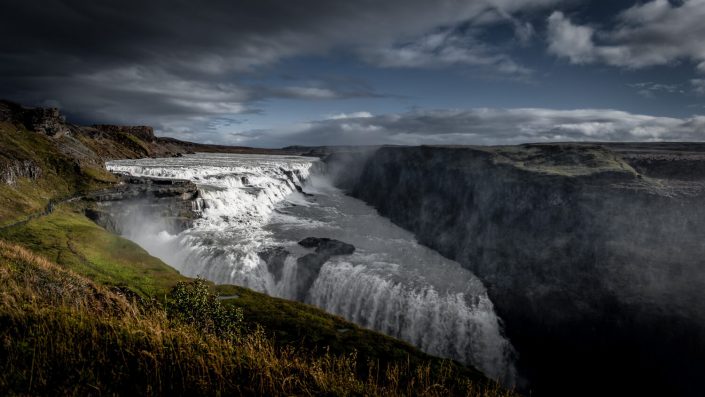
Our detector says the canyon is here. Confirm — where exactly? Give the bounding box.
[100,143,705,395]
[328,144,705,396]
[2,101,704,395]
[103,154,518,385]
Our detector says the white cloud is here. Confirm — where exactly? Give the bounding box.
[234,108,705,147]
[327,112,374,120]
[365,27,532,75]
[628,82,685,98]
[277,87,338,99]
[692,79,705,95]
[547,0,705,72]
[513,20,536,45]
[547,11,597,63]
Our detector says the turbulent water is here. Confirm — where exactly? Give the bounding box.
[106,153,517,384]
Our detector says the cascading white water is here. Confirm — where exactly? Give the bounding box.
[106,153,517,385]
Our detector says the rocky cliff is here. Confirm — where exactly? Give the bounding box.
[0,158,42,185]
[84,176,200,234]
[92,124,157,142]
[329,144,705,396]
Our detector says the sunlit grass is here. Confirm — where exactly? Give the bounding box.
[0,240,517,396]
[0,121,117,226]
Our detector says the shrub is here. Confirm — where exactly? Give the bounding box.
[167,278,243,339]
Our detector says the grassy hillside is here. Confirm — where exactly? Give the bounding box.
[0,205,183,297]
[0,239,514,396]
[489,144,639,178]
[0,121,127,225]
[0,122,118,225]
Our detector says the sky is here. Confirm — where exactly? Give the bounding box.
[1,0,705,147]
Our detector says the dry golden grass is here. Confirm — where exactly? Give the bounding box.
[0,240,518,396]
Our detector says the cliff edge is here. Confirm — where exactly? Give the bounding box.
[330,144,705,396]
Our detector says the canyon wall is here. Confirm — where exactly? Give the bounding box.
[84,176,200,234]
[329,144,705,396]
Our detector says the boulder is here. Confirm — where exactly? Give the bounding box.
[294,237,355,300]
[298,237,355,256]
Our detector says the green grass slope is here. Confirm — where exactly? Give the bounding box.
[0,121,117,226]
[0,239,515,396]
[0,205,184,297]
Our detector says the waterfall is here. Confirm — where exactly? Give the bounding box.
[308,259,515,382]
[106,153,517,385]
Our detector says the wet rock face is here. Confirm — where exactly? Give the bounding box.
[84,176,200,234]
[0,159,42,184]
[258,247,290,283]
[256,238,356,300]
[298,237,355,256]
[294,238,355,300]
[333,145,705,396]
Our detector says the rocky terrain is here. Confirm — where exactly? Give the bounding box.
[294,237,356,300]
[328,144,705,396]
[84,176,200,234]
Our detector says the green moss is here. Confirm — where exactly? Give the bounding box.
[488,144,639,178]
[0,122,119,225]
[0,206,185,297]
[106,131,152,157]
[80,164,119,185]
[0,179,52,225]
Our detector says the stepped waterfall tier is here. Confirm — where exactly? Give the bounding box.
[106,153,517,384]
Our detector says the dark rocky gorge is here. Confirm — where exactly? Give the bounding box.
[326,143,705,396]
[256,238,357,301]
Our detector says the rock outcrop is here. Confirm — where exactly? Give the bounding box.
[258,247,290,283]
[92,125,157,143]
[0,101,69,137]
[0,159,42,185]
[24,107,69,137]
[330,144,705,396]
[298,237,356,256]
[294,237,355,300]
[84,176,200,234]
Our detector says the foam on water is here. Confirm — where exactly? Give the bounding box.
[106,153,517,384]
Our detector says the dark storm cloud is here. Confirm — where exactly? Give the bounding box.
[3,0,703,146]
[0,0,560,125]
[240,108,705,147]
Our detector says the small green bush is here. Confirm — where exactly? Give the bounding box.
[167,278,243,339]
